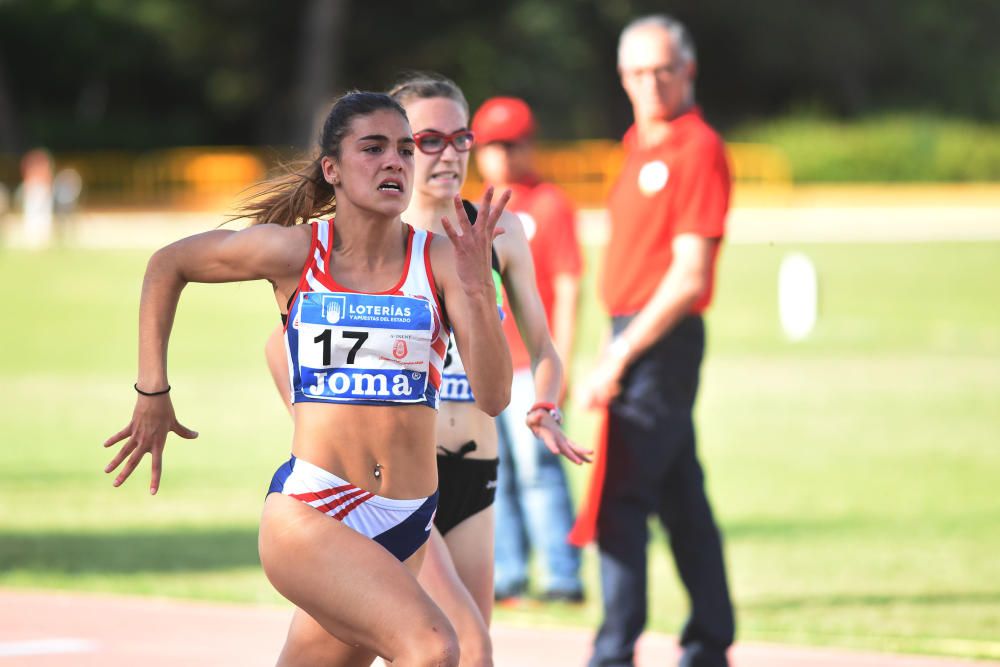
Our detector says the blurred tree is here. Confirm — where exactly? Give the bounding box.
[0,54,19,152]
[289,0,347,148]
[2,0,997,149]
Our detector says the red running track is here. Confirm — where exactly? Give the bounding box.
[0,590,995,666]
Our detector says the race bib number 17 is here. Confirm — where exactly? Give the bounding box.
[297,292,433,402]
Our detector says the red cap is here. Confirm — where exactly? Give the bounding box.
[471,97,536,145]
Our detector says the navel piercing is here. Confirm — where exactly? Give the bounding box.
[373,463,383,479]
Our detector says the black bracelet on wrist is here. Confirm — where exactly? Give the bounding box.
[134,383,171,396]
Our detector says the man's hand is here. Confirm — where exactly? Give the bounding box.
[575,350,629,410]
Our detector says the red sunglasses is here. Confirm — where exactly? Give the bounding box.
[413,130,476,154]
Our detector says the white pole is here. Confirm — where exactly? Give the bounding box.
[778,252,818,341]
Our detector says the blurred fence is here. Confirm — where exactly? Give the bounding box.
[0,142,790,211]
[0,148,279,211]
[466,140,791,205]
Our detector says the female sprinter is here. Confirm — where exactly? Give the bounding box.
[104,91,513,667]
[265,76,592,666]
[391,74,592,666]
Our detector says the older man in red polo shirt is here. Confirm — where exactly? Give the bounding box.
[573,14,735,667]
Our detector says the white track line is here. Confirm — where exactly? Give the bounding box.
[0,638,98,658]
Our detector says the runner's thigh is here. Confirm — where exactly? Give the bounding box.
[442,506,495,625]
[260,493,450,661]
[418,528,490,637]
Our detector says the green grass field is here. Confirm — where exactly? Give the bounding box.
[1,239,998,659]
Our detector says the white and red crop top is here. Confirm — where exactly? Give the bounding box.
[283,220,449,409]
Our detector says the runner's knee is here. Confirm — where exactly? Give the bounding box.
[454,624,492,667]
[396,623,460,667]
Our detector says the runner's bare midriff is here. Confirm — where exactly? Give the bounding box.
[291,402,438,499]
[436,401,498,459]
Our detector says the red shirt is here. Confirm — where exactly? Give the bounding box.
[601,107,729,316]
[496,177,583,369]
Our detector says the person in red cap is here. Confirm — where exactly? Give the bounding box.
[472,96,586,603]
[573,14,735,667]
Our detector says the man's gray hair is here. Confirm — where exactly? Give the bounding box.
[618,14,697,65]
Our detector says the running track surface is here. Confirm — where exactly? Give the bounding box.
[2,590,997,666]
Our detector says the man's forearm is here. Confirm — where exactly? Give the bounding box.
[614,266,703,363]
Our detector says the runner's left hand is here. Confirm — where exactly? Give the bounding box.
[526,410,593,465]
[440,187,510,295]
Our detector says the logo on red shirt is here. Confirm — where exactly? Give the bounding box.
[516,211,538,240]
[638,160,669,195]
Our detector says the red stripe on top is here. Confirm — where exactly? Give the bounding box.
[323,218,335,266]
[431,338,447,358]
[332,492,374,520]
[428,364,441,390]
[296,221,324,294]
[288,483,356,505]
[281,221,322,332]
[423,231,450,332]
[314,222,416,294]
